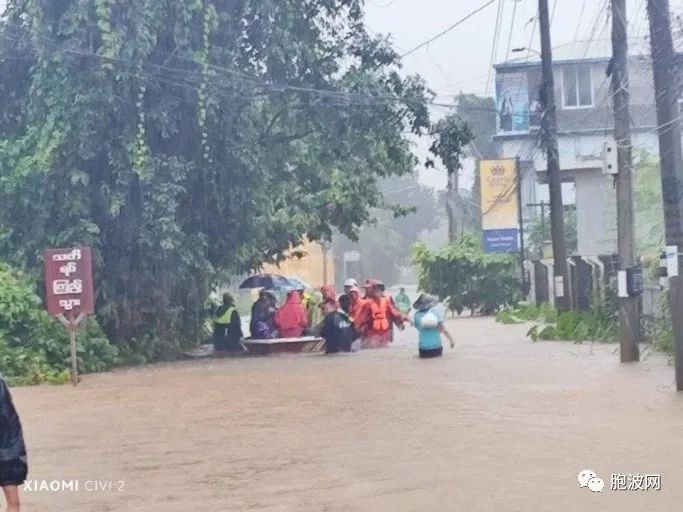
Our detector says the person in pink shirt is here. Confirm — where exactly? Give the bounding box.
[274,288,308,338]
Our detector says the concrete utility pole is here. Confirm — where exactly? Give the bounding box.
[647,0,683,390]
[611,0,640,362]
[538,0,569,311]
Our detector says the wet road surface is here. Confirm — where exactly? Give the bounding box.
[13,316,683,511]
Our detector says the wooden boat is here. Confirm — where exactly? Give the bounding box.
[241,336,326,356]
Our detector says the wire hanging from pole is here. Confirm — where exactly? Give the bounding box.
[400,0,497,58]
[505,0,520,63]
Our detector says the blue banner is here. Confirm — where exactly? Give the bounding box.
[483,229,519,253]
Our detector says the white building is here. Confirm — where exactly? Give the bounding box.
[494,40,662,256]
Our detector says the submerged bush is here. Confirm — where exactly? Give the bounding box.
[413,234,520,316]
[0,263,118,385]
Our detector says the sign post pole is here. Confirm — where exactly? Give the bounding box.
[515,158,528,295]
[44,247,94,387]
[68,312,78,386]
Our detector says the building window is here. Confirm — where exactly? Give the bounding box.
[562,66,593,108]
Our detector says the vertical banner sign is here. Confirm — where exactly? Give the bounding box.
[44,247,94,386]
[480,159,520,253]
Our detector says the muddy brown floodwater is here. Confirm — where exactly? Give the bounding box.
[12,317,683,511]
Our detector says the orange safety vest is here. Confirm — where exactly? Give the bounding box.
[369,298,390,331]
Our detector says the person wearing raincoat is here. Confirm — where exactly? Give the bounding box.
[250,290,277,339]
[274,287,308,338]
[394,287,412,316]
[304,289,324,334]
[0,377,27,512]
[320,285,337,307]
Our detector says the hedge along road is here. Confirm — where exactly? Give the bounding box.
[12,317,683,511]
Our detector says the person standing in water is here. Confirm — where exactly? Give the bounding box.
[355,280,407,349]
[0,378,27,512]
[319,298,355,354]
[213,293,243,352]
[412,294,454,358]
[394,287,412,316]
[338,278,357,314]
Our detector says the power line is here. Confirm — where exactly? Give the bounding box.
[504,0,520,63]
[3,32,520,117]
[401,0,497,58]
[550,0,559,25]
[485,0,505,95]
[573,0,588,42]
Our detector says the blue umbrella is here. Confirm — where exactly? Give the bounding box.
[285,277,311,291]
[239,274,290,290]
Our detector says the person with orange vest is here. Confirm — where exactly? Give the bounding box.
[355,279,408,349]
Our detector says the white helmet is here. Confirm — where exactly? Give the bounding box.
[344,278,358,288]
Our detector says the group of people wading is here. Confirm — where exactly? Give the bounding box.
[338,278,407,349]
[212,277,454,359]
[336,278,454,357]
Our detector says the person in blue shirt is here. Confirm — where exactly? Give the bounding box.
[412,294,454,358]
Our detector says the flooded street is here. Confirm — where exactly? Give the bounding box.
[13,317,683,511]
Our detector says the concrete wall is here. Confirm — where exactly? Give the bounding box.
[261,239,334,288]
[500,131,661,257]
[574,170,617,256]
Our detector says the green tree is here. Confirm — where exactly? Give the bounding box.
[412,233,519,316]
[633,151,665,256]
[526,207,578,259]
[428,113,473,242]
[0,262,117,384]
[454,93,497,234]
[454,93,497,158]
[0,1,429,348]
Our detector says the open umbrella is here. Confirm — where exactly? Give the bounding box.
[285,277,311,291]
[239,274,289,290]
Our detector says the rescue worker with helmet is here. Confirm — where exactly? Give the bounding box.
[354,279,408,349]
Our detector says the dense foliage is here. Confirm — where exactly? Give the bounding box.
[0,263,118,385]
[644,296,674,355]
[412,233,520,316]
[427,111,473,242]
[497,287,618,344]
[0,1,430,348]
[633,151,665,256]
[452,93,498,236]
[526,207,578,259]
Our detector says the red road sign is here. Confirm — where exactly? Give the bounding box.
[44,247,94,318]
